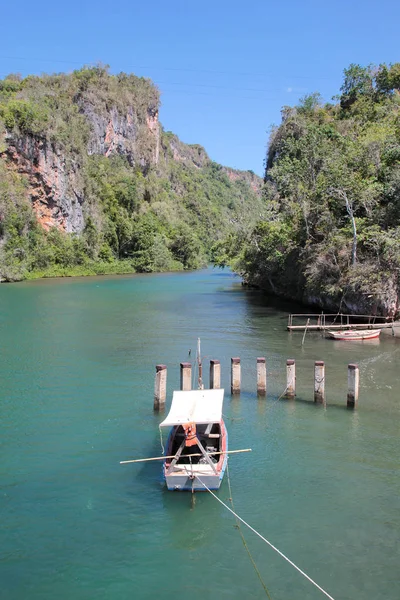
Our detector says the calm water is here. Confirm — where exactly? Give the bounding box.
[0,268,399,600]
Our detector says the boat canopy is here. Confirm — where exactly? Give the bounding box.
[159,389,224,427]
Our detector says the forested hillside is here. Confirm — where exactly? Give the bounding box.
[0,66,263,281]
[216,64,400,316]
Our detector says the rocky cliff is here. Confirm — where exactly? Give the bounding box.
[0,67,263,280]
[234,63,400,318]
[4,133,85,232]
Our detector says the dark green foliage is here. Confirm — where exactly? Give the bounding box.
[0,99,49,134]
[229,63,400,315]
[340,64,374,108]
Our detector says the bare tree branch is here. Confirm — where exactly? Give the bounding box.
[328,187,357,265]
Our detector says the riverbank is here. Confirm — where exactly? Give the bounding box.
[1,258,188,282]
[242,276,400,321]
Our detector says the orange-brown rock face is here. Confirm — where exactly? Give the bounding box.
[224,167,262,194]
[146,109,160,165]
[4,135,84,233]
[2,101,161,233]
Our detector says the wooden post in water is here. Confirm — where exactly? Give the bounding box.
[154,364,167,411]
[231,357,241,394]
[180,362,192,391]
[256,357,267,395]
[286,359,296,398]
[209,359,221,389]
[347,363,359,408]
[314,361,325,403]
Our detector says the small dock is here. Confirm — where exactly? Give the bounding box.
[287,312,396,331]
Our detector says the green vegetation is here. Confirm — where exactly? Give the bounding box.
[0,67,263,281]
[214,63,400,315]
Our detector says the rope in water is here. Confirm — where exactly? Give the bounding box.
[195,475,336,600]
[223,382,288,598]
[158,426,165,454]
[226,461,273,599]
[267,386,288,410]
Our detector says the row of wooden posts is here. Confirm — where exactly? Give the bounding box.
[154,358,360,411]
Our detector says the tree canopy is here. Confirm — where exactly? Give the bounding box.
[215,63,400,316]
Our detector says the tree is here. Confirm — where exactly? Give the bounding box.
[328,187,357,265]
[376,63,400,95]
[340,64,374,108]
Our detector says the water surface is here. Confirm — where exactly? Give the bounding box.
[0,269,399,599]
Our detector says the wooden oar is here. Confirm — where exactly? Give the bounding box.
[120,448,252,464]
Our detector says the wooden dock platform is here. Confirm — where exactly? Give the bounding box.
[287,313,397,332]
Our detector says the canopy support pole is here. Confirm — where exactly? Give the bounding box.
[194,437,218,475]
[166,439,186,475]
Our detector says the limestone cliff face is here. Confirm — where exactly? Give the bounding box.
[1,100,161,234]
[4,133,85,233]
[160,132,262,193]
[1,80,259,239]
[223,167,262,195]
[83,103,160,168]
[161,133,209,169]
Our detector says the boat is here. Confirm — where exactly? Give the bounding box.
[326,328,381,340]
[120,339,250,489]
[159,388,228,491]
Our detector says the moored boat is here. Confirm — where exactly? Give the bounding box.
[327,328,381,340]
[160,388,228,491]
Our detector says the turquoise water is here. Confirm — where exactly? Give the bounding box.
[0,268,399,600]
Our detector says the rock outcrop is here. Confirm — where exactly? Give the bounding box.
[4,133,84,233]
[223,167,262,195]
[83,103,160,169]
[0,67,264,283]
[0,74,163,233]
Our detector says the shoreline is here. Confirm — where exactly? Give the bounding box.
[242,278,400,321]
[0,261,188,284]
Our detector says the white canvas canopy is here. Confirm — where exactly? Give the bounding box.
[159,389,224,427]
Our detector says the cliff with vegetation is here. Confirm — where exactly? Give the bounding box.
[215,63,400,317]
[0,66,263,281]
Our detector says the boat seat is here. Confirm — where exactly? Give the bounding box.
[208,433,220,438]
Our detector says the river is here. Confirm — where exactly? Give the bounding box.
[0,268,399,599]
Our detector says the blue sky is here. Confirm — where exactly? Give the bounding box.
[1,0,399,175]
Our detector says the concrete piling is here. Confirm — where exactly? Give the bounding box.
[231,357,241,394]
[154,364,167,411]
[209,359,221,389]
[256,357,267,395]
[347,363,359,408]
[314,361,325,403]
[180,362,192,391]
[153,358,359,411]
[286,359,296,398]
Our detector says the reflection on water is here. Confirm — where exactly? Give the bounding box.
[331,337,381,348]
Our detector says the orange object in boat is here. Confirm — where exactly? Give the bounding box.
[183,422,197,447]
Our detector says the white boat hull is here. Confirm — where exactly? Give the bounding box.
[163,419,228,491]
[165,466,226,491]
[327,329,381,340]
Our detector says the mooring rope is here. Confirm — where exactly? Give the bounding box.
[267,386,288,410]
[195,475,336,600]
[158,426,165,454]
[226,462,273,599]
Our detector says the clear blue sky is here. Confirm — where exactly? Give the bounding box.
[1,0,399,175]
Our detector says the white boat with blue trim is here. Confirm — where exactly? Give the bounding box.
[160,388,228,491]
